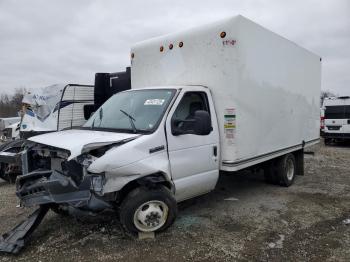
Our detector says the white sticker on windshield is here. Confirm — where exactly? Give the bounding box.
[144,99,165,105]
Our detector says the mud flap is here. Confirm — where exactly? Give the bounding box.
[294,149,304,176]
[0,205,49,254]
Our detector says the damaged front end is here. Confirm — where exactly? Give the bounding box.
[16,143,112,212]
[1,141,123,254]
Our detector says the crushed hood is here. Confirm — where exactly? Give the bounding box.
[29,129,140,160]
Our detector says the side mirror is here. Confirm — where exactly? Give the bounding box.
[193,110,212,135]
[171,110,212,136]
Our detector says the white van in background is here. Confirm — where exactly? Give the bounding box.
[320,108,325,136]
[322,96,350,144]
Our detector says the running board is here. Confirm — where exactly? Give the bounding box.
[0,205,49,254]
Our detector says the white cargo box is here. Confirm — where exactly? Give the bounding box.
[131,15,321,171]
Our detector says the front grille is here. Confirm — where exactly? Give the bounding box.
[20,186,46,197]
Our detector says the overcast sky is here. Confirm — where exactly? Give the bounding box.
[0,0,349,95]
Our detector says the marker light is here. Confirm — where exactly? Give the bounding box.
[220,31,226,38]
[131,53,135,59]
[179,41,183,48]
[169,43,173,50]
[160,46,164,52]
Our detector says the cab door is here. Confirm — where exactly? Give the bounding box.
[166,88,220,202]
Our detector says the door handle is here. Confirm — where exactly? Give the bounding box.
[213,146,217,157]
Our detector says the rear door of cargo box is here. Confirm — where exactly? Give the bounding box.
[324,105,350,133]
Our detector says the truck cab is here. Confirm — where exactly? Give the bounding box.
[16,85,219,232]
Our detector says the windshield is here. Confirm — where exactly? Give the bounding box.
[325,105,350,119]
[84,89,176,133]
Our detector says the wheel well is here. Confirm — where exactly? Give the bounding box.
[117,173,173,204]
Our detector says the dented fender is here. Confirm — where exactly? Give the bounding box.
[100,151,171,193]
[86,129,172,194]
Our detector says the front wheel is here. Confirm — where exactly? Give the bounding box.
[120,186,177,234]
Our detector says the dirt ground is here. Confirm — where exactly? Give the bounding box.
[0,141,349,261]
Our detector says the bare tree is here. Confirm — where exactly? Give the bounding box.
[320,90,336,106]
[0,88,26,117]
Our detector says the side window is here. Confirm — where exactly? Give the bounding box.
[171,92,211,135]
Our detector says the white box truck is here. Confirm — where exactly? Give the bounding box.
[322,96,350,143]
[14,16,321,236]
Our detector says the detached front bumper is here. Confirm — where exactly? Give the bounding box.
[16,169,105,208]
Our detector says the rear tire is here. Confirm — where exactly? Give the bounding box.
[264,154,297,187]
[120,186,177,234]
[276,153,296,187]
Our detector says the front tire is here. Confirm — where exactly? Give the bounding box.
[120,186,177,234]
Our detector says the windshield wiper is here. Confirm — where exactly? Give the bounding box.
[120,109,137,133]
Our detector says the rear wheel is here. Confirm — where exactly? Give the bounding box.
[276,153,296,187]
[120,186,177,234]
[264,153,296,187]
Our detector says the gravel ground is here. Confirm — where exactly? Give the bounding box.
[0,141,349,261]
